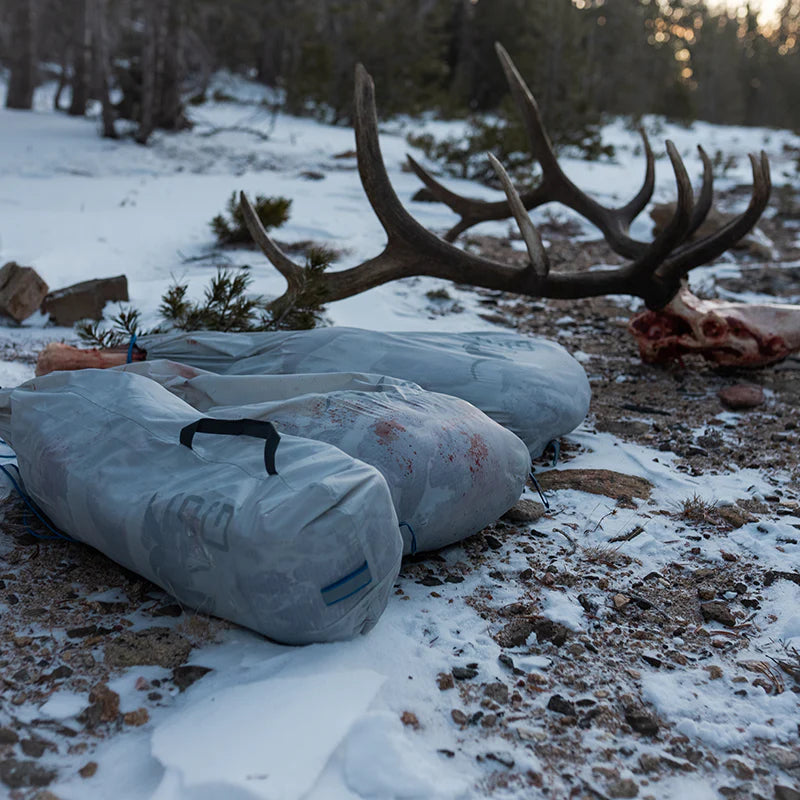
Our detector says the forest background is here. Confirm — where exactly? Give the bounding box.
[1,0,798,159]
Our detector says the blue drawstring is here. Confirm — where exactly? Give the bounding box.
[546,439,560,467]
[0,462,75,542]
[528,470,550,510]
[127,334,138,363]
[399,521,417,555]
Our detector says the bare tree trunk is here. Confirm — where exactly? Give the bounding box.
[136,0,158,144]
[6,0,37,110]
[159,0,184,130]
[90,0,117,138]
[68,0,90,115]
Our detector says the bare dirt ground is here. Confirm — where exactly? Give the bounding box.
[0,192,799,799]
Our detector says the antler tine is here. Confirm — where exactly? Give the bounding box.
[239,191,306,298]
[657,150,772,290]
[682,145,714,241]
[353,63,491,265]
[487,153,549,277]
[497,42,663,260]
[625,141,694,306]
[405,153,527,242]
[618,127,655,226]
[405,47,659,247]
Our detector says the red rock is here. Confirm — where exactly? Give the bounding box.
[718,384,764,410]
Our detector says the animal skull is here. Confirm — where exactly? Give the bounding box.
[629,285,800,367]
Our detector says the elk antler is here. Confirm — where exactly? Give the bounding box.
[240,47,771,313]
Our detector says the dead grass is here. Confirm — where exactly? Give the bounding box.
[580,543,631,567]
[678,493,719,524]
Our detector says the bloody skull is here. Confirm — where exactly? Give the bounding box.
[629,285,800,367]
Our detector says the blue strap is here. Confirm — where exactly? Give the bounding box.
[547,439,561,467]
[0,463,75,542]
[126,334,138,363]
[320,561,372,606]
[528,470,550,510]
[399,521,417,555]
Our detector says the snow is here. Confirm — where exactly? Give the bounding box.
[38,691,87,720]
[151,671,385,800]
[540,590,586,632]
[0,75,799,800]
[642,668,799,748]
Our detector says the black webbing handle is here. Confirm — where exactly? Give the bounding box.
[180,418,281,476]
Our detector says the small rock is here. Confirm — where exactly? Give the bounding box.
[0,726,19,744]
[567,642,586,658]
[578,593,598,613]
[484,534,503,550]
[502,499,545,523]
[79,762,98,779]
[766,746,800,771]
[483,682,509,705]
[700,601,736,628]
[105,628,191,670]
[451,709,468,726]
[0,262,49,323]
[638,753,660,773]
[547,694,576,716]
[607,777,639,798]
[718,384,764,410]
[20,739,51,758]
[48,665,73,681]
[624,705,659,736]
[532,617,570,647]
[775,786,800,800]
[400,711,420,729]
[613,593,631,610]
[66,625,108,638]
[697,585,716,600]
[452,666,478,681]
[495,619,535,648]
[41,275,129,326]
[704,665,724,679]
[498,654,515,671]
[171,665,213,692]
[0,758,56,789]
[418,575,443,586]
[716,505,756,529]
[123,708,149,727]
[764,571,800,588]
[436,672,455,690]
[485,751,515,768]
[593,766,620,779]
[80,683,120,728]
[724,759,754,780]
[480,713,497,728]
